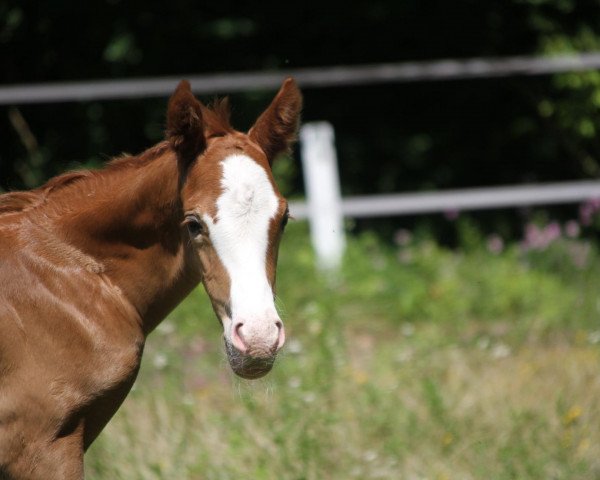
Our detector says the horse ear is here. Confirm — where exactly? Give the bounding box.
[249,78,303,165]
[166,80,206,161]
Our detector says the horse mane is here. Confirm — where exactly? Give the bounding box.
[0,99,233,216]
[0,171,93,215]
[0,141,171,215]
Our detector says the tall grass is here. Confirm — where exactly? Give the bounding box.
[86,223,600,479]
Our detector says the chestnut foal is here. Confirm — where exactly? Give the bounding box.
[0,78,302,479]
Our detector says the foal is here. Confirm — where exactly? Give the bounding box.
[0,78,302,479]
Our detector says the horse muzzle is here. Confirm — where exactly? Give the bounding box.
[224,318,285,379]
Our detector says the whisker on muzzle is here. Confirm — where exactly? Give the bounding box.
[223,337,277,380]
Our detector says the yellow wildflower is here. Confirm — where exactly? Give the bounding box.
[563,405,583,426]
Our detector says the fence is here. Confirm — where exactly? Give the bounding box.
[295,122,600,269]
[4,54,600,268]
[3,53,600,104]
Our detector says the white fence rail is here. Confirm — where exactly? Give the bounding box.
[3,53,600,104]
[289,179,600,220]
[294,122,600,269]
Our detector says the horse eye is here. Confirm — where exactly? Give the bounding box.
[185,216,205,237]
[281,210,290,231]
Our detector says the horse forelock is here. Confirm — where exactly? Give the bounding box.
[200,98,234,138]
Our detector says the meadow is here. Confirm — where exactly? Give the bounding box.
[86,220,600,479]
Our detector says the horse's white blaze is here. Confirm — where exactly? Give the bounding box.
[203,154,280,350]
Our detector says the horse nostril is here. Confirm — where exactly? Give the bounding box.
[231,321,247,353]
[231,320,285,355]
[275,321,286,351]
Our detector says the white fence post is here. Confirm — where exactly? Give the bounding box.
[299,122,346,270]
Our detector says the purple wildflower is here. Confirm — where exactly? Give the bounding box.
[524,223,543,250]
[545,222,561,244]
[579,197,600,226]
[565,220,580,238]
[486,234,504,255]
[394,229,412,246]
[522,222,561,251]
[443,208,459,221]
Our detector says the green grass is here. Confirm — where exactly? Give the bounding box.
[86,223,600,479]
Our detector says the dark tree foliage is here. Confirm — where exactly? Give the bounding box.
[1,0,600,238]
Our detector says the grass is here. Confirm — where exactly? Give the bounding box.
[86,223,600,479]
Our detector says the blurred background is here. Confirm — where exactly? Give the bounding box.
[2,1,600,478]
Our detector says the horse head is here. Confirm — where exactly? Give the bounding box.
[166,78,302,379]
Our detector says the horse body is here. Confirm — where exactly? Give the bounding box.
[0,79,302,479]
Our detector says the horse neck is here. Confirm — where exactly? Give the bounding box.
[48,147,201,334]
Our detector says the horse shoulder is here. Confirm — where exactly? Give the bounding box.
[0,218,145,431]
